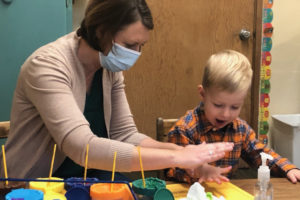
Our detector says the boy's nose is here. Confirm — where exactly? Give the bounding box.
[221,108,231,118]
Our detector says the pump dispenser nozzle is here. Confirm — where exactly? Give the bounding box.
[255,152,274,199]
[258,152,273,185]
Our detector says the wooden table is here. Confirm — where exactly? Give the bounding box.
[167,178,300,200]
[231,178,300,200]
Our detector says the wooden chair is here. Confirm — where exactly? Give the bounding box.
[156,117,178,179]
[156,117,178,143]
[0,121,10,139]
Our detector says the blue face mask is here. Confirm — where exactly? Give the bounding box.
[99,43,141,72]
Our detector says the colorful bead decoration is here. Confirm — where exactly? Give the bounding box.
[259,1,274,144]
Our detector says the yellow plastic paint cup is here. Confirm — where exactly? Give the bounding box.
[44,191,67,200]
[29,177,64,194]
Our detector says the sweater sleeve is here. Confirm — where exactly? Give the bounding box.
[23,52,142,172]
[108,71,150,145]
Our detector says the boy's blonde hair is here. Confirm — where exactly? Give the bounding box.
[202,49,253,93]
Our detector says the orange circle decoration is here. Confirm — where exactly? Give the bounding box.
[263,23,273,38]
[264,0,273,9]
[259,134,268,145]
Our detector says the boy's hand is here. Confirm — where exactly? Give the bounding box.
[287,169,300,183]
[186,164,232,184]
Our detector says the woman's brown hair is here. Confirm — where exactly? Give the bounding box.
[77,0,154,52]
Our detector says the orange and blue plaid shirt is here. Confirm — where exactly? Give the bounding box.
[167,102,297,183]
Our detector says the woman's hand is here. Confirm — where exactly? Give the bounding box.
[186,164,232,184]
[174,142,234,169]
[131,141,233,172]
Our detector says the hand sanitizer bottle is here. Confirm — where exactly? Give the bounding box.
[254,152,273,200]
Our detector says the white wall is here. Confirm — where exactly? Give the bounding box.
[269,1,300,115]
[269,1,300,155]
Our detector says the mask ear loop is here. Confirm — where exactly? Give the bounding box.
[110,39,118,55]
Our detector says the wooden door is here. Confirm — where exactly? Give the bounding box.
[124,0,262,139]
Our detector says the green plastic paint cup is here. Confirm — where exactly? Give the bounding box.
[132,177,166,199]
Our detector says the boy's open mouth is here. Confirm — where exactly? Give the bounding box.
[216,119,226,125]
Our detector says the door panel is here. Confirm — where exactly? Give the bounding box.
[0,0,72,121]
[124,0,261,138]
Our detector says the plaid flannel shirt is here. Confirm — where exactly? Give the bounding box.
[167,102,297,183]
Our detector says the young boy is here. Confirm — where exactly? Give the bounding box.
[167,50,300,184]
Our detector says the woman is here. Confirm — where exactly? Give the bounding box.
[1,0,233,179]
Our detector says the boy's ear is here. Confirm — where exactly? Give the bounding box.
[197,85,205,98]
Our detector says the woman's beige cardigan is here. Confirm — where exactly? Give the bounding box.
[1,32,149,178]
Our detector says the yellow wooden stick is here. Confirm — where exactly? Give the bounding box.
[1,145,8,185]
[137,146,146,188]
[49,144,57,178]
[111,151,117,181]
[84,144,89,181]
[111,151,117,192]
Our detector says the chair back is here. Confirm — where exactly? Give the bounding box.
[156,117,178,143]
[156,117,178,179]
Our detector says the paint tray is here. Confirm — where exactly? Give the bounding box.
[167,181,253,200]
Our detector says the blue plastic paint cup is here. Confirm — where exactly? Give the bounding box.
[5,188,43,200]
[65,186,90,200]
[65,177,99,192]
